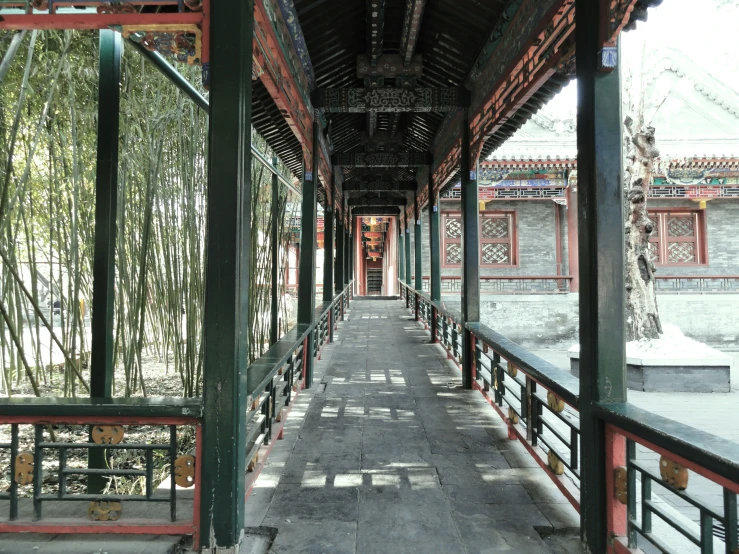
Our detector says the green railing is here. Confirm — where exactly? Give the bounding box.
[399,280,739,554]
[244,281,353,496]
[0,282,353,549]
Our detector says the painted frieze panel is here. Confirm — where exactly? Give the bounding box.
[317,88,469,113]
[333,152,432,167]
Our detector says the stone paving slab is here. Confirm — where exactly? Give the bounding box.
[246,299,584,553]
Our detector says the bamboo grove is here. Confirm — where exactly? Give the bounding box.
[0,30,300,399]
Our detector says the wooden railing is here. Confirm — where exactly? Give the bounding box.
[411,275,739,294]
[399,280,739,554]
[417,275,573,294]
[655,275,739,293]
[0,282,353,550]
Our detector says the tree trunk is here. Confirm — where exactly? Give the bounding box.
[624,117,663,341]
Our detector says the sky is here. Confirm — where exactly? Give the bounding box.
[543,0,739,119]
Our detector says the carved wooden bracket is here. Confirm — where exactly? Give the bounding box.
[92,425,124,445]
[88,500,122,521]
[175,455,196,488]
[660,456,689,490]
[614,466,628,504]
[548,450,565,475]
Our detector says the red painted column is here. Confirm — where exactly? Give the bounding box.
[387,218,397,296]
[605,425,627,552]
[566,179,579,292]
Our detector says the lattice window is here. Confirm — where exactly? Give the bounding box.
[442,212,516,266]
[481,243,510,264]
[649,211,705,265]
[443,215,462,265]
[481,217,509,239]
[446,243,461,264]
[480,213,516,267]
[445,217,462,239]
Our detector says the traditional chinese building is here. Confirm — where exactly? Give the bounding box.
[407,47,739,347]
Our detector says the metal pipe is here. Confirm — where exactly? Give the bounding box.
[128,39,302,197]
[128,40,209,112]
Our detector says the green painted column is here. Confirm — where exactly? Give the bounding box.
[576,1,627,550]
[88,29,122,496]
[323,206,334,303]
[398,224,405,282]
[297,120,320,388]
[405,219,411,285]
[414,196,423,291]
[270,157,279,346]
[90,30,122,400]
[335,219,344,293]
[461,108,480,389]
[200,0,255,547]
[345,228,351,287]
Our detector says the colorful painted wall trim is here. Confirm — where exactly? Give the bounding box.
[423,0,645,203]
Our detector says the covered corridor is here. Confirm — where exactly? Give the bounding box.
[1,0,738,552]
[246,298,581,554]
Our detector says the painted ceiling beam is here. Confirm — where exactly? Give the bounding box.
[343,181,417,192]
[399,0,427,66]
[427,0,645,199]
[357,53,423,79]
[352,206,401,216]
[313,87,470,113]
[367,0,386,64]
[333,152,432,167]
[348,196,408,206]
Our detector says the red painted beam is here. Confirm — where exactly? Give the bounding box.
[0,415,198,425]
[253,0,332,186]
[428,0,644,204]
[0,523,196,535]
[0,13,203,30]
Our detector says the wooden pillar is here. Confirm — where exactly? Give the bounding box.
[297,120,320,388]
[566,176,580,292]
[335,218,344,293]
[405,214,412,286]
[398,220,405,283]
[345,226,351,288]
[428,177,441,341]
[460,108,480,389]
[200,0,255,547]
[90,29,122,400]
[576,1,627,550]
[270,157,280,346]
[323,206,334,303]
[414,195,423,291]
[88,29,122,495]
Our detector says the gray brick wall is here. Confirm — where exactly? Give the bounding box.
[437,200,560,277]
[439,293,739,349]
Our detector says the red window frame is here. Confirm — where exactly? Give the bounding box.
[648,210,707,266]
[441,211,518,268]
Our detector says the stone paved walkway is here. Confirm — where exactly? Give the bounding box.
[245,298,583,554]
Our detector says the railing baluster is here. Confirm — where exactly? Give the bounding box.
[525,377,534,442]
[627,440,637,548]
[170,424,177,522]
[725,489,738,554]
[59,447,67,499]
[146,449,153,499]
[642,472,652,536]
[700,511,714,554]
[33,424,42,521]
[10,423,18,520]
